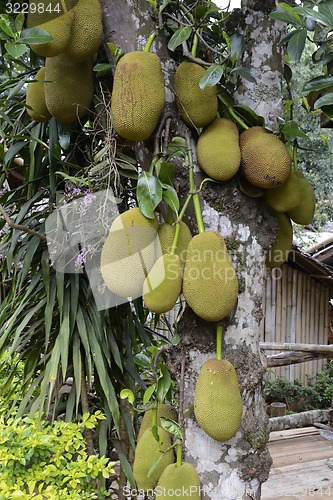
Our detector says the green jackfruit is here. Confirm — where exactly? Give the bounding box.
[197,118,241,181]
[240,126,291,188]
[111,51,165,141]
[174,61,218,128]
[64,0,103,61]
[183,231,238,322]
[27,0,77,25]
[25,67,52,123]
[28,2,74,58]
[265,170,301,212]
[155,462,201,499]
[266,212,293,269]
[288,172,315,225]
[101,208,159,298]
[137,404,178,442]
[194,358,242,441]
[44,53,93,124]
[143,254,182,313]
[158,221,192,267]
[133,427,174,491]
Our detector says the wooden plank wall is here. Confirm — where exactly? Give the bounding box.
[260,264,330,384]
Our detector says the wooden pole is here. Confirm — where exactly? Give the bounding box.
[260,342,333,353]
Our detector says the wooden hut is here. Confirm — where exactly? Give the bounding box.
[260,243,333,383]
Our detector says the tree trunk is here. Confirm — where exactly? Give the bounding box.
[100,0,285,498]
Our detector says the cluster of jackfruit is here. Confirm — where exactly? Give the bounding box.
[100,208,239,322]
[25,0,102,124]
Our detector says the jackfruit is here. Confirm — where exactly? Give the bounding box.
[266,212,293,268]
[44,53,93,124]
[288,172,315,225]
[182,231,238,322]
[133,427,174,491]
[174,61,218,128]
[264,170,301,212]
[27,0,77,25]
[64,0,103,62]
[240,126,292,188]
[197,118,241,181]
[111,51,165,141]
[27,1,74,58]
[194,358,242,441]
[137,404,178,442]
[158,221,192,267]
[143,254,182,313]
[155,462,201,499]
[25,67,52,123]
[100,208,159,298]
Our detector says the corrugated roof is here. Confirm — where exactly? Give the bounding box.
[288,246,333,292]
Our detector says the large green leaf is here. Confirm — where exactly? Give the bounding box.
[167,26,192,51]
[199,64,224,89]
[136,172,163,219]
[287,29,307,61]
[314,92,333,110]
[303,75,333,92]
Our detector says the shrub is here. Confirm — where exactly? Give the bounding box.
[0,411,115,499]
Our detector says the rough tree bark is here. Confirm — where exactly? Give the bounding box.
[100,0,285,498]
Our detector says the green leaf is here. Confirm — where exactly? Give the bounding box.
[143,385,156,405]
[5,42,27,58]
[282,121,308,142]
[120,389,135,405]
[319,0,333,20]
[20,27,53,44]
[156,364,172,403]
[160,417,183,441]
[155,161,175,185]
[146,0,157,9]
[293,6,333,27]
[287,29,307,61]
[136,172,163,218]
[93,63,112,72]
[162,185,179,214]
[159,0,170,12]
[14,13,25,33]
[321,105,333,121]
[199,64,224,89]
[167,26,192,52]
[269,11,302,25]
[314,93,333,110]
[0,17,15,38]
[303,75,333,92]
[230,66,256,83]
[230,33,244,60]
[231,105,265,127]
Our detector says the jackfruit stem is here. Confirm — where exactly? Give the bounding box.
[191,33,199,58]
[228,107,249,131]
[144,32,157,53]
[152,408,158,427]
[170,193,192,254]
[176,444,183,466]
[216,325,223,360]
[187,140,205,233]
[60,0,68,13]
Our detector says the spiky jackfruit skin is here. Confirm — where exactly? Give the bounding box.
[44,53,93,124]
[174,62,218,128]
[133,427,174,491]
[266,212,293,269]
[101,208,159,298]
[288,172,315,225]
[137,404,178,442]
[111,51,165,141]
[143,254,182,313]
[155,462,201,499]
[240,126,292,189]
[158,221,192,267]
[28,9,73,57]
[197,118,241,181]
[265,170,300,212]
[25,67,52,123]
[64,0,103,61]
[182,232,238,322]
[194,358,242,441]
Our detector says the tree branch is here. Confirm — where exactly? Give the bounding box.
[0,203,47,241]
